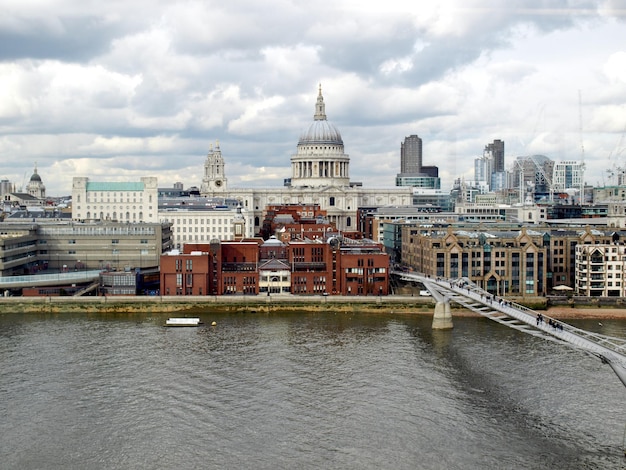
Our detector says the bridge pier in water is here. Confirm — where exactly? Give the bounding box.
[432,299,453,330]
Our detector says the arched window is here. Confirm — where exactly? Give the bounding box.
[346,216,351,227]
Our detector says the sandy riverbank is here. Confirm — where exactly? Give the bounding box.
[541,307,626,320]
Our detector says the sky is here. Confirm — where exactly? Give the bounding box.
[1,0,626,197]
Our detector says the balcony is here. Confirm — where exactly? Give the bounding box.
[221,262,257,272]
[293,262,328,272]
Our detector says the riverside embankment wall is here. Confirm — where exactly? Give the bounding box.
[0,295,440,315]
[0,294,554,315]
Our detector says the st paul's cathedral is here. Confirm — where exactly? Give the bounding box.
[199,85,412,233]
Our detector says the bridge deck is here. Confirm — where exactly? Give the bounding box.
[0,270,102,289]
[394,271,626,387]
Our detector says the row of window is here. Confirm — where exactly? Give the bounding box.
[176,226,231,233]
[174,259,194,271]
[39,227,157,236]
[172,218,234,225]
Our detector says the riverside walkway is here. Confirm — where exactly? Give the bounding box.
[395,271,626,388]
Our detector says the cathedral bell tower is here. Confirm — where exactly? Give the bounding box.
[201,140,228,194]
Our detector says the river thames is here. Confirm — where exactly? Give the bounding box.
[1,310,625,469]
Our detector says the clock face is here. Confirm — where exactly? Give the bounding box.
[215,180,222,187]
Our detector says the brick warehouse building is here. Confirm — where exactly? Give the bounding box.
[160,235,389,296]
[401,225,548,298]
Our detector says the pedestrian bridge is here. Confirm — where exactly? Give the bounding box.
[393,271,626,389]
[0,270,102,290]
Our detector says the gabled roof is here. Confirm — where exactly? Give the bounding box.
[259,259,290,271]
[8,193,39,201]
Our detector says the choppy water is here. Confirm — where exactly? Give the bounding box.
[1,311,625,469]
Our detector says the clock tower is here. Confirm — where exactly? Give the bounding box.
[201,140,228,194]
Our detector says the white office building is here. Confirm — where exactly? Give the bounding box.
[72,177,159,223]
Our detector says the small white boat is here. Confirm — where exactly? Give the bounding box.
[165,317,202,327]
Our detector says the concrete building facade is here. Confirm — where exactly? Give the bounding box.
[72,177,159,223]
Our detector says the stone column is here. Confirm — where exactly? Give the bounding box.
[432,299,453,330]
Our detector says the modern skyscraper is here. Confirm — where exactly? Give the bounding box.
[396,135,439,188]
[474,153,493,184]
[552,161,584,192]
[400,135,422,174]
[485,139,505,173]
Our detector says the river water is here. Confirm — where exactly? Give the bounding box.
[1,310,625,469]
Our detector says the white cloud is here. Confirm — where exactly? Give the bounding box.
[0,1,625,196]
[604,51,626,83]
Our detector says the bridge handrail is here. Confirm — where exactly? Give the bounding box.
[0,270,103,287]
[393,270,626,357]
[448,278,626,354]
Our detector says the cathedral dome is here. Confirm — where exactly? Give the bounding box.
[298,120,343,145]
[30,172,42,182]
[297,84,343,146]
[290,85,350,188]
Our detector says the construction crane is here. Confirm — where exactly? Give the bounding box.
[578,90,586,204]
[515,155,553,204]
[607,125,626,186]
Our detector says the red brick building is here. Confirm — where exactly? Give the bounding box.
[337,239,390,296]
[288,239,332,294]
[218,240,261,295]
[261,204,330,239]
[160,235,389,296]
[160,248,212,295]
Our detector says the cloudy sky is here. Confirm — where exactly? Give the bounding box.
[1,1,625,197]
